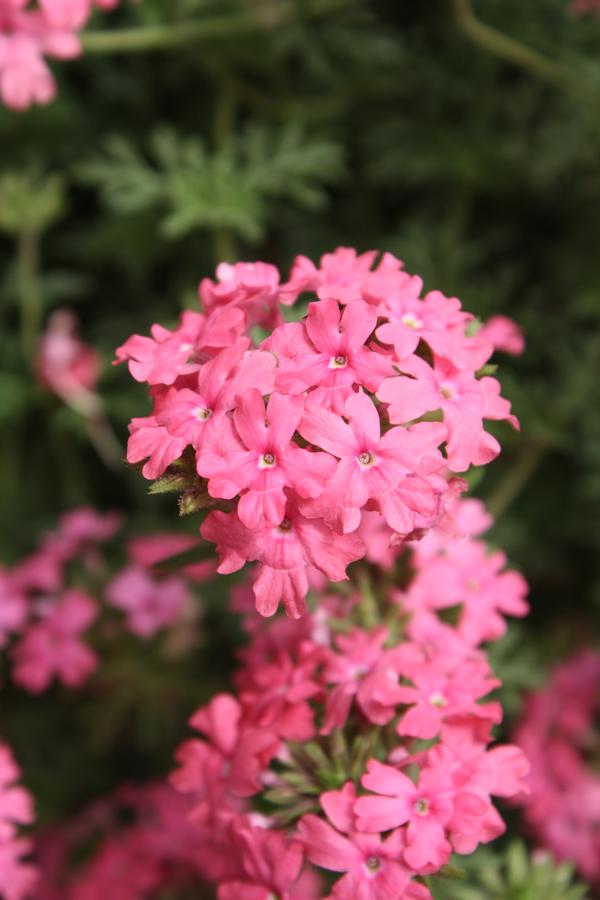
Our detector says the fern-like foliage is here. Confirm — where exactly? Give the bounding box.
[432,842,589,900]
[79,124,344,242]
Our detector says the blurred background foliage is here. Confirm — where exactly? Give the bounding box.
[0,0,599,889]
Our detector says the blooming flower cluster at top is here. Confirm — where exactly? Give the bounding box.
[0,506,211,695]
[168,498,530,899]
[0,0,119,110]
[514,649,600,887]
[117,247,522,620]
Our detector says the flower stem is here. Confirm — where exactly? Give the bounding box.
[81,14,261,55]
[17,229,43,369]
[451,0,573,88]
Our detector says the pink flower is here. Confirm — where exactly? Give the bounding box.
[115,308,244,386]
[355,759,486,870]
[37,310,101,410]
[106,565,191,638]
[393,652,502,739]
[478,315,525,356]
[298,783,432,899]
[11,589,98,692]
[171,694,279,801]
[197,389,334,528]
[0,571,28,649]
[0,744,34,841]
[376,289,490,370]
[199,261,283,329]
[320,627,396,733]
[377,354,519,471]
[299,390,446,535]
[157,339,276,455]
[269,298,392,413]
[127,340,276,479]
[0,33,54,109]
[201,494,365,618]
[236,646,322,742]
[217,826,304,900]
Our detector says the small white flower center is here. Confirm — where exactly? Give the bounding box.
[439,382,456,400]
[358,451,376,468]
[330,354,348,369]
[194,406,212,421]
[259,452,276,468]
[413,797,430,816]
[428,691,448,708]
[401,313,423,330]
[365,856,381,871]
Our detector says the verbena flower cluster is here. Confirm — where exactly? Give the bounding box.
[0,506,210,693]
[168,498,530,899]
[0,506,215,898]
[514,650,600,887]
[0,0,119,109]
[117,247,520,620]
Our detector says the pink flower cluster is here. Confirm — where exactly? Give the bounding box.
[514,649,600,887]
[169,499,530,899]
[36,783,207,899]
[1,507,120,692]
[0,0,119,109]
[0,742,36,900]
[118,247,521,620]
[0,507,210,692]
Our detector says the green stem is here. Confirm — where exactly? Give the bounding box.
[17,230,43,368]
[81,0,354,56]
[451,0,573,88]
[81,14,261,54]
[486,441,546,518]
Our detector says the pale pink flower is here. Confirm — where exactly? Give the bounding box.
[37,310,101,412]
[106,565,191,638]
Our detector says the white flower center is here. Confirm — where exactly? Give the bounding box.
[330,354,348,369]
[259,452,276,468]
[401,313,423,330]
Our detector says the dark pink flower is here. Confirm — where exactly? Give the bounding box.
[269,298,392,413]
[198,389,334,528]
[299,390,446,534]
